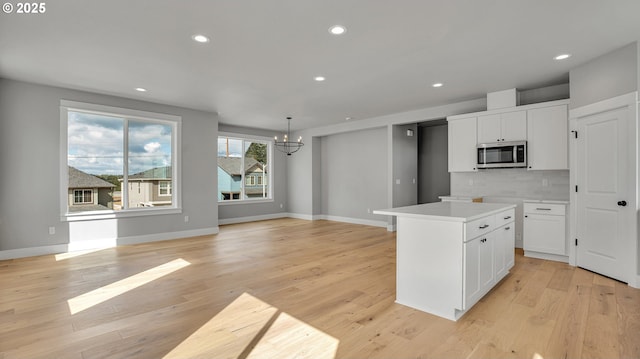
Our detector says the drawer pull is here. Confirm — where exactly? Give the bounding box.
[536,208,552,211]
[503,216,511,220]
[479,224,490,229]
[504,226,511,230]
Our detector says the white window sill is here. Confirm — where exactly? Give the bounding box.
[218,199,274,206]
[62,207,182,222]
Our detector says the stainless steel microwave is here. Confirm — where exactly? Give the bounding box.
[477,141,527,169]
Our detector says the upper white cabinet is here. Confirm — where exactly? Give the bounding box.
[527,104,568,170]
[477,110,526,143]
[448,116,477,172]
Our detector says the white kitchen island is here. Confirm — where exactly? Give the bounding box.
[374,202,516,321]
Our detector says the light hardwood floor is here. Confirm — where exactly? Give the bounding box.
[1,218,639,358]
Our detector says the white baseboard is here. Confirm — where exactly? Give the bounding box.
[286,212,315,221]
[218,213,288,225]
[117,227,219,245]
[0,244,69,261]
[0,227,219,261]
[314,215,388,228]
[285,213,387,228]
[524,250,569,263]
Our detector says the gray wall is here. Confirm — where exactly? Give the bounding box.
[320,127,388,221]
[287,98,486,223]
[217,124,288,221]
[391,124,418,208]
[0,79,218,251]
[570,42,638,109]
[418,123,449,204]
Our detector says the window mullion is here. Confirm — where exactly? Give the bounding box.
[123,118,129,210]
[240,139,245,200]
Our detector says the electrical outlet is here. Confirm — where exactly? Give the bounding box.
[280,203,283,209]
[468,179,474,186]
[184,215,189,223]
[395,179,401,185]
[542,178,549,187]
[367,208,371,214]
[48,226,55,235]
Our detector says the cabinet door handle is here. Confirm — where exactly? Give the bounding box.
[503,216,511,220]
[536,208,551,211]
[479,224,490,229]
[504,226,510,230]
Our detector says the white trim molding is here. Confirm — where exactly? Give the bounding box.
[0,227,219,261]
[218,213,288,225]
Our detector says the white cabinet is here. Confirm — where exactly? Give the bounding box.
[527,105,568,170]
[477,110,527,143]
[448,116,477,172]
[377,202,517,321]
[463,208,515,310]
[495,221,515,279]
[523,202,567,261]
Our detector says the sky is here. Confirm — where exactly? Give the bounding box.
[68,111,172,176]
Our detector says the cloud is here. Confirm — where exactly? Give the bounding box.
[68,112,172,175]
[144,142,161,153]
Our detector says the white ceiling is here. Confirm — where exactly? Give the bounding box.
[1,0,640,132]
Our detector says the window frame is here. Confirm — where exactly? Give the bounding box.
[159,181,172,196]
[217,132,273,205]
[60,100,182,221]
[73,189,93,204]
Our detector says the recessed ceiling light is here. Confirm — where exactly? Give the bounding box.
[345,117,352,121]
[554,54,571,60]
[135,87,147,92]
[192,34,210,43]
[432,83,443,88]
[314,76,326,82]
[329,25,346,35]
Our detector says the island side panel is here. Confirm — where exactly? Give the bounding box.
[395,216,464,320]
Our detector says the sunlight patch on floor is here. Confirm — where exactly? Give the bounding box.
[55,248,107,261]
[67,258,190,314]
[247,311,339,359]
[163,292,339,359]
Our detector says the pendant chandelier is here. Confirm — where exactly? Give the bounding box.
[274,117,304,156]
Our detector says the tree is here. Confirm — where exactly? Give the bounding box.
[245,142,267,164]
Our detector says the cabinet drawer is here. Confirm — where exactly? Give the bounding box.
[495,209,515,226]
[523,203,565,215]
[465,215,495,241]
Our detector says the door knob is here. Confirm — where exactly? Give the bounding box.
[618,201,627,207]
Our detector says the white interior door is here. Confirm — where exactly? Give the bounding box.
[575,105,632,282]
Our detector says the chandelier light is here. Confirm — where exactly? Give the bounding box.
[274,117,304,156]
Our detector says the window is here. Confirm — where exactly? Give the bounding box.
[159,181,172,196]
[217,134,272,203]
[74,189,93,204]
[61,101,181,218]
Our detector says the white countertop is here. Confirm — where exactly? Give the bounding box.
[522,199,569,204]
[373,202,516,223]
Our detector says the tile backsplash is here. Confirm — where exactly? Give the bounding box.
[450,169,570,200]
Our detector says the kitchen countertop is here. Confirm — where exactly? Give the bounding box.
[522,199,569,204]
[374,202,516,223]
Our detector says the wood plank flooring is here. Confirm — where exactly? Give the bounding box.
[1,218,639,358]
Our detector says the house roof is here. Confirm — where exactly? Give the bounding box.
[129,166,172,180]
[68,166,115,188]
[217,157,263,176]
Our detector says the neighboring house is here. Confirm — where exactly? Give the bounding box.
[217,157,268,200]
[67,166,115,212]
[124,166,173,208]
